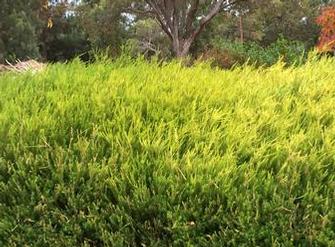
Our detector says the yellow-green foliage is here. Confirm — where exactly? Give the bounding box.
[0,58,335,246]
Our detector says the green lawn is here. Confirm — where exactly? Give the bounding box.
[0,58,335,246]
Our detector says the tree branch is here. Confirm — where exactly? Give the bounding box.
[189,0,240,42]
[185,0,200,35]
[145,0,173,40]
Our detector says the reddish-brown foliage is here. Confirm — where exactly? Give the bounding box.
[316,6,335,52]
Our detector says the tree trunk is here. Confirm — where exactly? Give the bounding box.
[141,0,239,59]
[239,15,244,43]
[173,38,193,58]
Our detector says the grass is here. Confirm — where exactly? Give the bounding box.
[0,57,335,246]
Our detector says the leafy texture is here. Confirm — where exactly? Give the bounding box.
[1,58,335,246]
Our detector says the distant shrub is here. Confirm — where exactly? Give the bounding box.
[202,37,307,68]
[198,48,245,69]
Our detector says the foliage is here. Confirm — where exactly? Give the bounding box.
[199,47,245,69]
[1,58,335,245]
[125,0,247,58]
[41,2,91,62]
[316,5,335,52]
[78,0,130,57]
[207,37,307,68]
[254,0,320,47]
[192,0,321,56]
[127,19,171,58]
[0,0,44,62]
[0,0,332,62]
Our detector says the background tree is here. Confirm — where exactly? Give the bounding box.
[78,0,130,57]
[1,0,335,63]
[127,0,244,58]
[127,19,171,58]
[0,0,45,62]
[186,0,325,59]
[207,0,322,48]
[256,0,320,47]
[40,0,90,61]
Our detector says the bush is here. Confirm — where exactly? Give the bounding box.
[204,37,307,68]
[198,48,245,69]
[1,58,335,246]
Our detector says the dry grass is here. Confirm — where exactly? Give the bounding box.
[0,59,45,73]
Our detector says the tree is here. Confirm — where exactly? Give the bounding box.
[0,0,45,62]
[78,0,130,56]
[127,19,171,58]
[316,5,335,52]
[257,0,320,47]
[40,0,90,61]
[184,0,318,57]
[128,0,242,58]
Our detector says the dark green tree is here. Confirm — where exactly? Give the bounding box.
[78,0,130,57]
[0,0,44,62]
[40,1,90,61]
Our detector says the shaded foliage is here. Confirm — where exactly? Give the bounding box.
[0,0,45,62]
[41,3,91,62]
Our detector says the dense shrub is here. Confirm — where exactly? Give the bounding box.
[1,58,335,246]
[203,37,307,68]
[198,48,245,69]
